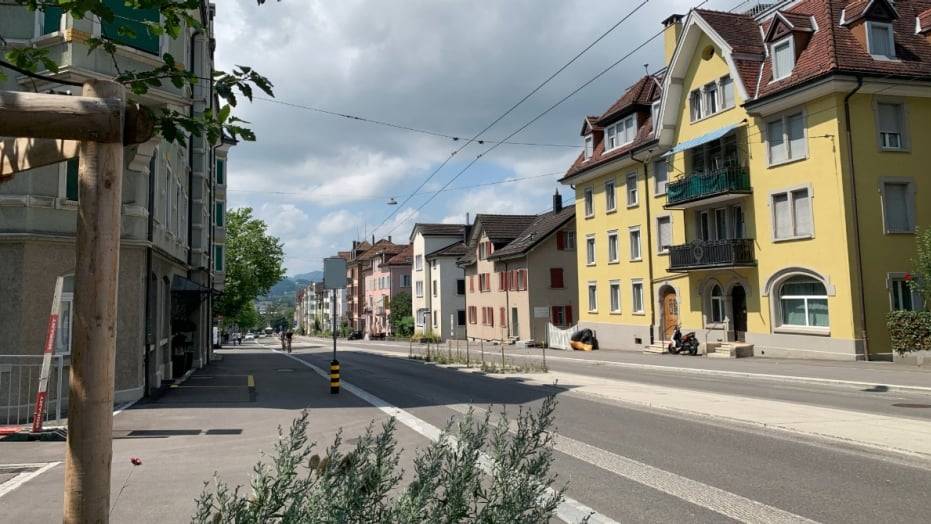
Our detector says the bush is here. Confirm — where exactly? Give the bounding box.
[887,310,931,354]
[412,331,441,343]
[193,397,565,523]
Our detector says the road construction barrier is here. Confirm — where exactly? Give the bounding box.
[546,323,578,350]
[330,360,340,394]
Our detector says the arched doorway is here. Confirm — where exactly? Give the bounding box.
[660,287,678,342]
[731,284,747,342]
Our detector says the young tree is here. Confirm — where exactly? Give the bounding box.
[216,207,286,321]
[1,0,276,144]
[389,291,413,337]
[909,227,931,308]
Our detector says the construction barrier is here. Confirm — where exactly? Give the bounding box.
[546,323,578,350]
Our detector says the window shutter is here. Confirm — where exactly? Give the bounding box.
[489,308,494,327]
[556,231,565,250]
[470,276,474,292]
[550,268,564,288]
[884,183,910,231]
[792,189,812,236]
[520,269,528,290]
[566,305,573,325]
[773,193,792,238]
[551,306,558,324]
[500,307,506,327]
[499,272,505,290]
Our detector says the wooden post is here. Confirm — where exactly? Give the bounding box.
[62,79,125,524]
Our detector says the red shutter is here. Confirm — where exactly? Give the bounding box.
[550,268,564,288]
[510,270,517,291]
[489,307,494,327]
[499,272,505,291]
[485,273,491,291]
[556,231,565,250]
[566,305,573,325]
[488,241,494,255]
[551,306,558,324]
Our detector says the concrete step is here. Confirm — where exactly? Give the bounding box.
[643,344,667,354]
[707,343,754,358]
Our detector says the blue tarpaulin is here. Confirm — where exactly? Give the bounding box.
[663,122,741,157]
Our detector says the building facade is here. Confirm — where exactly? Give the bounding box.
[360,239,407,337]
[563,0,931,360]
[410,223,468,339]
[461,197,578,344]
[0,2,228,401]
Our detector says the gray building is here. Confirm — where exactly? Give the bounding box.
[0,2,229,403]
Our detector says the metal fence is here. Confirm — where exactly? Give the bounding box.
[0,355,65,427]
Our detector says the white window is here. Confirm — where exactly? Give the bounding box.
[584,135,594,160]
[415,254,423,271]
[877,102,905,150]
[402,275,411,287]
[629,227,642,261]
[772,38,795,80]
[767,111,806,165]
[772,188,813,240]
[654,160,668,196]
[881,180,915,233]
[626,173,638,207]
[657,216,672,253]
[479,243,486,260]
[890,275,923,311]
[609,281,621,313]
[607,231,619,263]
[415,280,424,298]
[588,282,598,312]
[867,21,895,58]
[605,179,616,212]
[632,280,644,314]
[651,100,661,126]
[689,89,702,122]
[720,75,735,109]
[703,82,718,117]
[56,275,75,355]
[714,208,728,240]
[584,187,594,217]
[710,285,725,323]
[586,235,596,265]
[606,115,636,151]
[565,231,576,250]
[778,276,829,329]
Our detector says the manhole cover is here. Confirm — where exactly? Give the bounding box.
[892,403,931,409]
[275,368,296,373]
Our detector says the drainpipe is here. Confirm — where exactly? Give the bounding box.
[632,149,656,345]
[843,75,870,359]
[504,261,511,341]
[143,150,156,397]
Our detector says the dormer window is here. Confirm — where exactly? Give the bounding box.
[772,37,795,80]
[583,135,593,160]
[605,114,635,151]
[651,100,661,125]
[867,21,895,58]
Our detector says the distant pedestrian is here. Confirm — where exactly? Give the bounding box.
[286,329,294,353]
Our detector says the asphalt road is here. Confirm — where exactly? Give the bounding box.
[275,337,931,524]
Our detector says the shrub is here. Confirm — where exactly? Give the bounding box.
[192,397,565,523]
[887,310,931,354]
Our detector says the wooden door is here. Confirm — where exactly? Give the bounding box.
[662,291,678,341]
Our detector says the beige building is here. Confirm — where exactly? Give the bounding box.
[460,194,578,344]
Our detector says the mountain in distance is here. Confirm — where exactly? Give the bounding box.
[292,270,323,282]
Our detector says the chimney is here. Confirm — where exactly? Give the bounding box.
[553,189,563,213]
[372,234,375,245]
[662,14,684,66]
[388,236,392,243]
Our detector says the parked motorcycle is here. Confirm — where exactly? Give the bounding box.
[667,326,700,356]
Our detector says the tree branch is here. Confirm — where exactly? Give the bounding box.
[0,59,83,87]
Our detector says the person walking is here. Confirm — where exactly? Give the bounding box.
[286,328,294,353]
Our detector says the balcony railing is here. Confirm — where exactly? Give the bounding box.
[665,166,751,208]
[668,238,756,271]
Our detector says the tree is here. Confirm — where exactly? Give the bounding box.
[216,207,286,321]
[1,1,276,144]
[193,397,565,523]
[234,301,261,332]
[389,291,414,337]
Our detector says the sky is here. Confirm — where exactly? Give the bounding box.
[214,0,746,275]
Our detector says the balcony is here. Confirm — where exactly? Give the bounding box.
[665,166,751,209]
[668,239,756,272]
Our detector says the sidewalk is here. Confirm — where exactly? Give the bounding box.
[303,336,931,392]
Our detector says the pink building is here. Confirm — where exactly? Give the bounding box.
[361,241,412,336]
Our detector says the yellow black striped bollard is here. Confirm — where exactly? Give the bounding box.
[330,360,340,394]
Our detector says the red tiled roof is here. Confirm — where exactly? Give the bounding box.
[385,244,413,266]
[694,9,765,98]
[598,75,661,125]
[919,8,931,33]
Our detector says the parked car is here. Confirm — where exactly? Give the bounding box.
[348,331,364,340]
[244,333,255,341]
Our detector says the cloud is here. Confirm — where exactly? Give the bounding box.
[214,0,717,273]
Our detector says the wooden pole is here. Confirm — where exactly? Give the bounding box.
[63,79,125,524]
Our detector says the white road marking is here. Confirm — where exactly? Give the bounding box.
[0,462,60,499]
[274,350,615,524]
[446,403,817,524]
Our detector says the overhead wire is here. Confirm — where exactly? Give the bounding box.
[368,0,656,237]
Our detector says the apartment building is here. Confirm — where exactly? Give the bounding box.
[360,239,408,336]
[346,240,371,332]
[0,2,228,401]
[563,0,931,360]
[460,195,578,344]
[410,223,468,339]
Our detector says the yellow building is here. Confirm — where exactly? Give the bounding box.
[563,1,931,360]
